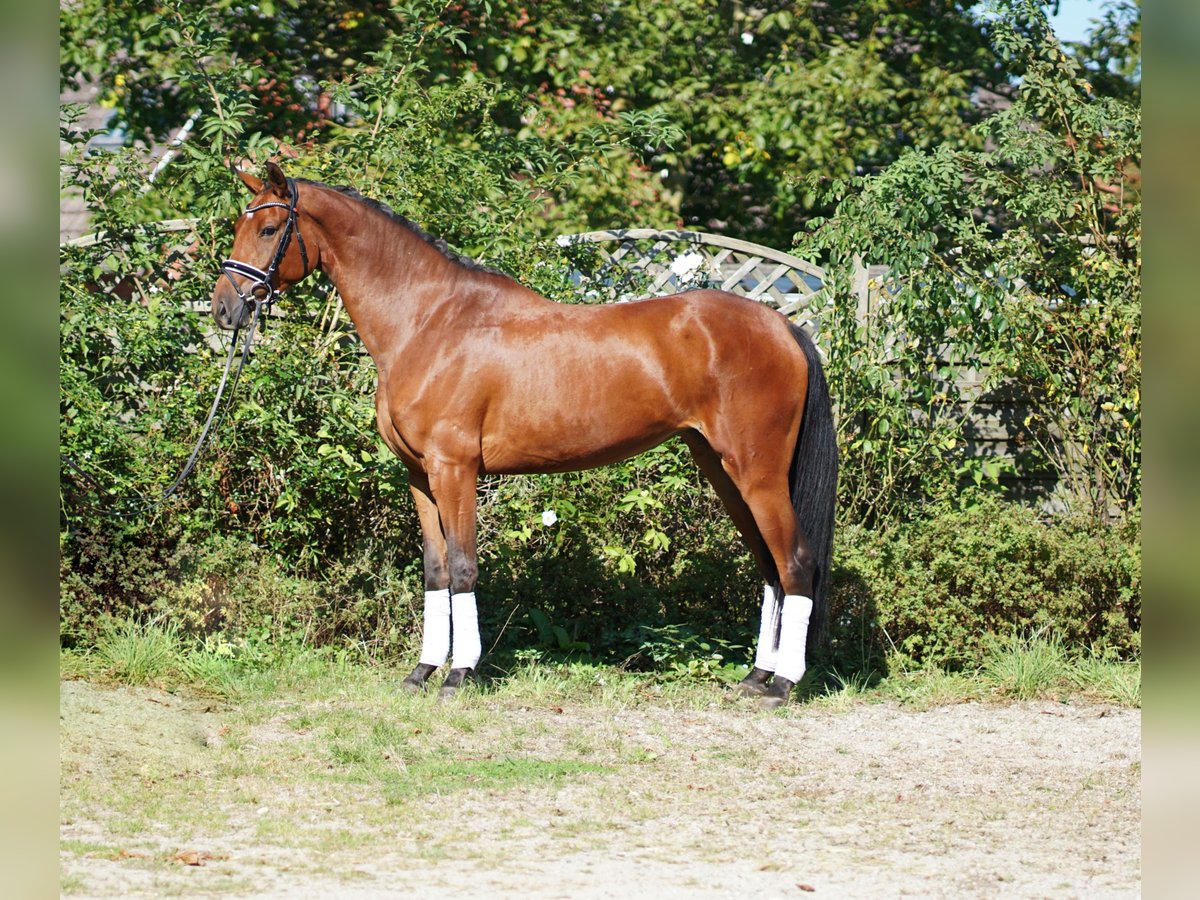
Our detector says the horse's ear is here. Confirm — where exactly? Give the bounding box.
[265,161,290,199]
[232,160,263,195]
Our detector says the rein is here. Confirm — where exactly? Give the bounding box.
[64,301,264,519]
[147,181,308,508]
[66,181,307,519]
[155,299,264,506]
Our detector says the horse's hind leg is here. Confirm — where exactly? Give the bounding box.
[738,472,817,708]
[699,430,817,709]
[681,432,782,698]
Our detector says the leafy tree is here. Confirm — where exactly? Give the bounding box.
[433,0,1018,245]
[62,0,1020,248]
[59,0,416,143]
[798,0,1140,523]
[1061,0,1140,104]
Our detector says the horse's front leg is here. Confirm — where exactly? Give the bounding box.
[401,471,452,692]
[425,459,482,699]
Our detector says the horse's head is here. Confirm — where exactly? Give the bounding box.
[212,161,314,330]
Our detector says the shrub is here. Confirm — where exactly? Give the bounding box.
[828,494,1140,671]
[63,488,1142,681]
[60,522,421,658]
[798,4,1140,525]
[59,521,191,648]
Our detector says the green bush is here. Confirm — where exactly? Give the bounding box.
[828,495,1140,671]
[60,521,191,648]
[63,487,1141,683]
[58,2,1140,675]
[60,520,426,659]
[799,5,1140,525]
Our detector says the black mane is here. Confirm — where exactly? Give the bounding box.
[305,181,507,277]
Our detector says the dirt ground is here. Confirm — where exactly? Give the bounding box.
[60,679,1140,898]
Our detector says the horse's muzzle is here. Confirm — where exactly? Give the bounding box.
[212,284,249,331]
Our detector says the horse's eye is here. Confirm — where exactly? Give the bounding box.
[260,225,278,238]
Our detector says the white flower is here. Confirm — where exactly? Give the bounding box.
[741,31,754,45]
[555,235,571,247]
[670,251,704,277]
[541,509,558,527]
[660,168,669,179]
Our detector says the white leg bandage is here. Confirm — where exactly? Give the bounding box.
[752,584,780,672]
[451,591,481,670]
[418,589,451,667]
[775,594,814,684]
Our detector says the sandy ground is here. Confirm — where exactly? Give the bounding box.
[60,679,1140,898]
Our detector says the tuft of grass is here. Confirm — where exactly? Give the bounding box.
[94,619,186,685]
[83,618,260,694]
[810,669,877,711]
[1070,653,1141,707]
[980,632,1071,700]
[181,649,243,696]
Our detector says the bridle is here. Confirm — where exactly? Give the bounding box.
[219,176,309,314]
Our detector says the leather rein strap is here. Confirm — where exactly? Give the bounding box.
[153,181,310,510]
[66,181,309,518]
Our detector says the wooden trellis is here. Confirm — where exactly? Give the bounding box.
[556,228,832,344]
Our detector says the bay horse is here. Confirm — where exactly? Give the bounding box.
[212,162,836,708]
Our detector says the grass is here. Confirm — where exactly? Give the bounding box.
[981,632,1071,700]
[62,618,1141,711]
[92,618,187,685]
[59,624,1141,898]
[979,632,1141,706]
[1069,650,1142,706]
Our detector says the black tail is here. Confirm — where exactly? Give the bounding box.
[787,325,838,648]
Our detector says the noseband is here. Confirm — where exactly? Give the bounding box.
[219,176,309,312]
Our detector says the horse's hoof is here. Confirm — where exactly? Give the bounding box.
[401,663,438,694]
[734,667,773,698]
[437,667,473,701]
[760,675,795,710]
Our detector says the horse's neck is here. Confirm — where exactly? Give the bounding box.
[314,193,498,363]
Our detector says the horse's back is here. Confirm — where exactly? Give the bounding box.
[465,289,808,473]
[618,289,808,396]
[556,288,801,366]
